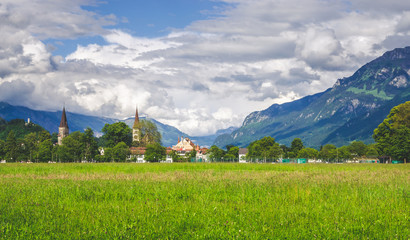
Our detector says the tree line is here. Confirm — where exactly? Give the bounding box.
[0,101,408,163]
[207,101,409,162]
[206,136,379,163]
[0,119,165,162]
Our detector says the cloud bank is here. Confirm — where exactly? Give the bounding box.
[1,0,410,135]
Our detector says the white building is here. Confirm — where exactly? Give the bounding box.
[239,148,248,163]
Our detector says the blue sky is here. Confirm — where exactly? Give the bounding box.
[0,0,410,135]
[46,0,231,56]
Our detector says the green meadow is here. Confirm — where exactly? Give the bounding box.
[0,163,408,239]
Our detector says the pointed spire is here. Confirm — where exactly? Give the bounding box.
[133,106,140,129]
[59,106,68,128]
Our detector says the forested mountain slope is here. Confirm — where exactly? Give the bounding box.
[214,47,410,148]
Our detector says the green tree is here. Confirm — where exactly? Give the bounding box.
[5,130,18,162]
[337,146,352,161]
[0,139,5,159]
[135,120,162,147]
[247,136,283,162]
[297,148,319,159]
[186,149,197,161]
[38,130,51,142]
[225,144,235,151]
[37,139,53,162]
[290,138,304,156]
[24,132,39,161]
[102,147,114,162]
[319,144,337,162]
[102,122,132,147]
[348,141,368,158]
[82,127,99,161]
[144,142,166,162]
[55,145,72,162]
[280,144,290,158]
[170,150,182,162]
[366,144,379,158]
[112,142,130,162]
[225,146,239,161]
[208,145,225,162]
[373,101,410,161]
[61,133,83,162]
[51,132,58,145]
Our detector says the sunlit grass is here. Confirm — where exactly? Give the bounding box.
[0,163,408,239]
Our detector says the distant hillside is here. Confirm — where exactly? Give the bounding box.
[0,118,46,140]
[0,102,232,147]
[190,127,238,148]
[0,102,116,135]
[214,47,410,148]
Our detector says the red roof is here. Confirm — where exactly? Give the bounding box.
[130,147,146,155]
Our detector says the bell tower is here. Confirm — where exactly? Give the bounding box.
[58,106,69,145]
[132,107,140,143]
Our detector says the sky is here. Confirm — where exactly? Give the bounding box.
[1,0,410,136]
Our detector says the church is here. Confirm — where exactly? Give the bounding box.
[58,106,69,145]
[129,107,173,162]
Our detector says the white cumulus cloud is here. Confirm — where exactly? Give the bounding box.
[1,0,410,136]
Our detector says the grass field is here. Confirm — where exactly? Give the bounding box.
[0,163,408,239]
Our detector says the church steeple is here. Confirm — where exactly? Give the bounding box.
[133,107,139,129]
[59,107,69,128]
[132,106,140,143]
[58,106,69,145]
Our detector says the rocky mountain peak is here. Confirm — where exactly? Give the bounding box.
[214,46,410,148]
[380,46,410,61]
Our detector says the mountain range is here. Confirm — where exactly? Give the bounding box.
[214,47,410,148]
[0,102,235,147]
[2,47,409,149]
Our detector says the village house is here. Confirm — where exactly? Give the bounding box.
[130,146,146,163]
[172,136,209,162]
[172,137,197,154]
[195,147,209,162]
[239,148,248,163]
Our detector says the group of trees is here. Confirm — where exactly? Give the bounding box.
[247,137,282,161]
[0,119,164,163]
[0,129,55,162]
[0,101,408,163]
[208,137,379,162]
[207,144,239,162]
[206,137,380,163]
[0,127,100,163]
[282,138,379,162]
[168,148,197,162]
[98,121,164,162]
